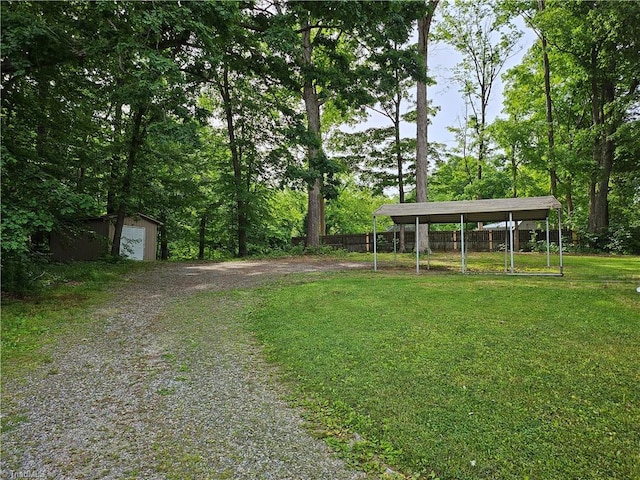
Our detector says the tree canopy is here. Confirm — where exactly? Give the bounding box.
[2,0,638,290]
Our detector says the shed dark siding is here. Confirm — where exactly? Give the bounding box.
[50,219,110,261]
[50,214,161,262]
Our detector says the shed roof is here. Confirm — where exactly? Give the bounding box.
[374,196,561,224]
[80,213,163,225]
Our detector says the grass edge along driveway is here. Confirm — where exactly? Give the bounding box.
[247,255,640,479]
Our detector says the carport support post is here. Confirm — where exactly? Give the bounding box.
[393,223,397,266]
[416,216,420,274]
[504,218,508,272]
[460,214,466,273]
[546,217,550,268]
[509,212,515,273]
[558,209,564,275]
[426,224,430,270]
[373,216,377,271]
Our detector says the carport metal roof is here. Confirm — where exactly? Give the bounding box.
[374,196,562,224]
[372,196,563,275]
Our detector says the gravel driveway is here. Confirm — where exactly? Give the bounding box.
[1,258,368,480]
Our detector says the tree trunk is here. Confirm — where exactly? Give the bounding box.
[307,178,322,248]
[198,215,206,260]
[36,78,48,160]
[395,91,406,253]
[220,66,249,257]
[538,0,558,197]
[415,16,430,206]
[302,22,324,248]
[588,133,614,235]
[566,177,574,215]
[477,94,486,195]
[474,76,489,208]
[415,1,438,252]
[320,197,326,236]
[588,74,615,236]
[511,148,517,198]
[106,165,119,215]
[160,220,168,260]
[107,81,124,215]
[111,105,146,257]
[111,206,127,258]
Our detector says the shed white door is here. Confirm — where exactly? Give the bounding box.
[121,226,145,260]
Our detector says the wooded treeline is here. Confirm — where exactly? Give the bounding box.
[2,0,639,288]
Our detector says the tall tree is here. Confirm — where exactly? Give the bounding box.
[332,26,425,251]
[415,1,439,250]
[535,0,640,238]
[535,0,558,197]
[415,1,439,205]
[265,1,420,248]
[504,0,559,196]
[2,1,104,287]
[436,0,522,201]
[93,2,213,256]
[1,1,236,263]
[499,42,592,213]
[300,10,326,245]
[205,63,302,257]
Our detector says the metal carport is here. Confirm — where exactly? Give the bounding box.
[373,196,563,275]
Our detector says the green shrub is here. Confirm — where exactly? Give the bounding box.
[1,252,47,295]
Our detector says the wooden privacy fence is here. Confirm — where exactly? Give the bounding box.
[293,229,571,253]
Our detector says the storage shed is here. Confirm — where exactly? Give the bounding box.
[51,213,162,262]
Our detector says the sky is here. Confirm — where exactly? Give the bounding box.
[349,16,537,151]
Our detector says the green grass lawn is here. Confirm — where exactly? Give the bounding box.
[249,254,640,479]
[362,250,571,275]
[3,254,638,479]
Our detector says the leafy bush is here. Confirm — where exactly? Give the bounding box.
[529,240,561,253]
[574,225,640,254]
[1,252,46,295]
[604,225,640,254]
[1,253,134,296]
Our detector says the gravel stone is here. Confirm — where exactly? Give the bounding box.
[1,258,368,480]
